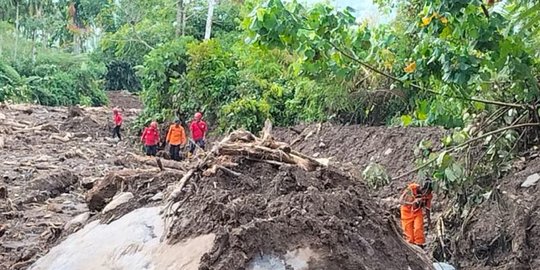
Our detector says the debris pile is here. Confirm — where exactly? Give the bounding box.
[0,92,141,269]
[153,121,432,269]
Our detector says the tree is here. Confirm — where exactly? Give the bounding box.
[176,0,185,36]
[204,0,215,39]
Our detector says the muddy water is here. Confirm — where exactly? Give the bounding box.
[30,207,215,270]
[247,248,320,270]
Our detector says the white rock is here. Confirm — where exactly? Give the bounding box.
[433,262,456,270]
[318,142,326,148]
[102,192,134,214]
[521,173,540,188]
[64,212,90,230]
[83,137,92,142]
[383,148,393,156]
[150,192,164,201]
[313,152,320,158]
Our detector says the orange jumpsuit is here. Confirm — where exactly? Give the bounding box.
[400,183,432,245]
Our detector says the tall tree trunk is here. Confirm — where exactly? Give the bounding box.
[73,34,81,54]
[182,0,187,36]
[14,1,19,59]
[31,31,36,64]
[204,0,215,40]
[176,0,185,36]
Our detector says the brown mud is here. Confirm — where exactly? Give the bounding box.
[274,123,540,270]
[0,92,141,269]
[448,155,540,269]
[167,158,430,270]
[273,123,446,197]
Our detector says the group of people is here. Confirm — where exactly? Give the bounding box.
[112,107,435,249]
[111,108,207,160]
[140,112,208,160]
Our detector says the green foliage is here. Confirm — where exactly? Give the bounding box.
[138,37,194,125]
[362,162,391,190]
[220,98,271,132]
[0,25,108,106]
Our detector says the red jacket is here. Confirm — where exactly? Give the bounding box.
[141,127,160,146]
[114,113,123,126]
[190,120,207,141]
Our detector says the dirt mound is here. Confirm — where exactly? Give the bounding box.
[274,123,445,178]
[448,155,540,269]
[155,126,432,270]
[167,160,428,270]
[273,123,446,210]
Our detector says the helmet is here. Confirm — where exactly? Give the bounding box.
[174,118,181,124]
[194,112,202,120]
[150,121,158,128]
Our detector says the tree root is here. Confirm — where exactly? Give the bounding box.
[160,120,328,240]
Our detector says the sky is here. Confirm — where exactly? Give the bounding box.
[301,0,395,24]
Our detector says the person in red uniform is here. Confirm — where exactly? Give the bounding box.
[399,180,433,248]
[112,108,123,140]
[141,121,160,156]
[189,112,207,155]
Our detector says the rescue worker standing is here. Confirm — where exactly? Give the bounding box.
[166,119,187,161]
[189,112,207,155]
[141,121,160,156]
[399,180,433,248]
[112,108,123,140]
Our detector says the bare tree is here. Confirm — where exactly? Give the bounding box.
[176,0,185,36]
[204,0,215,40]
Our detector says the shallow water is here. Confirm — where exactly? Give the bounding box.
[247,248,319,270]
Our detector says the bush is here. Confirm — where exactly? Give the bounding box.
[220,97,271,132]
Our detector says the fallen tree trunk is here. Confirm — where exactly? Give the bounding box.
[125,153,187,171]
[12,123,59,134]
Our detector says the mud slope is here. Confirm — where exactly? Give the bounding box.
[33,126,434,270]
[452,155,540,270]
[274,123,446,188]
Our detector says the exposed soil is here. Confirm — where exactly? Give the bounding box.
[274,123,446,197]
[448,154,540,269]
[274,123,540,270]
[0,92,141,269]
[166,157,431,270]
[107,90,142,110]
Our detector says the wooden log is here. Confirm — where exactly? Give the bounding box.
[12,123,59,134]
[126,153,187,171]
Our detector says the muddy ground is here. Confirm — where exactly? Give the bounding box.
[450,154,540,270]
[166,156,430,270]
[2,92,539,270]
[0,92,141,269]
[274,123,540,270]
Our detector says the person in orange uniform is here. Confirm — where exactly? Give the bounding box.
[166,119,187,161]
[399,180,433,248]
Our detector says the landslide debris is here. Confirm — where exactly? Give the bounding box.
[0,92,141,269]
[156,122,432,270]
